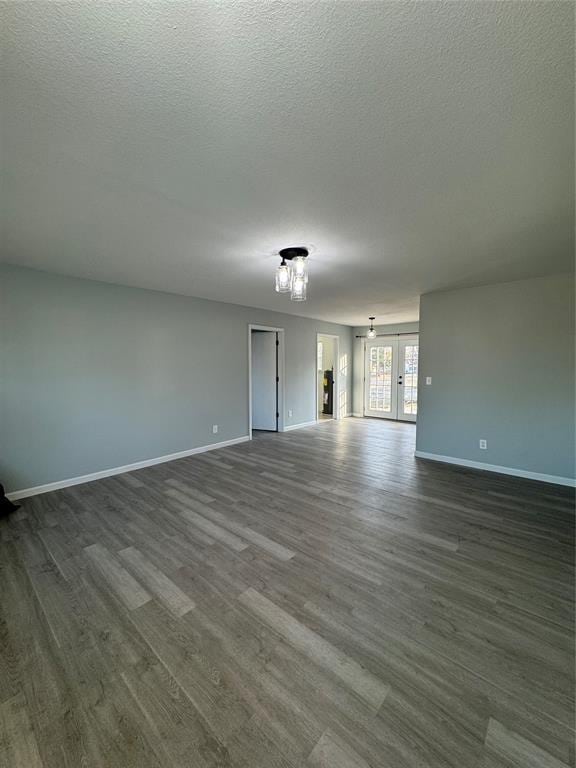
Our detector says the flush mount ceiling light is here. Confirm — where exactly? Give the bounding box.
[367,317,377,339]
[275,247,309,302]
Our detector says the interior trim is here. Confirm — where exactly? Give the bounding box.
[283,419,319,432]
[414,450,576,487]
[6,436,251,501]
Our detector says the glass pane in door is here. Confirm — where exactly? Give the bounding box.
[402,344,418,415]
[368,345,393,413]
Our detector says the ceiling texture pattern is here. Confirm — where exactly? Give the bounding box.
[1,1,573,324]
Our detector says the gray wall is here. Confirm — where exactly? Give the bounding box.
[0,265,353,492]
[351,322,420,416]
[416,274,575,480]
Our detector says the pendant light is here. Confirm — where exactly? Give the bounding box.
[367,317,377,339]
[275,257,291,293]
[291,254,309,284]
[275,247,309,301]
[291,273,307,301]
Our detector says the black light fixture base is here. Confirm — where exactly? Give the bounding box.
[279,247,308,261]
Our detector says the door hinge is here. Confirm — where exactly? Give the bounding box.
[276,339,280,346]
[276,412,280,418]
[276,376,280,383]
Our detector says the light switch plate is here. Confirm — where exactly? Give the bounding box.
[425,377,432,385]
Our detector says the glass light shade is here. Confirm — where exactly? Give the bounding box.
[275,262,291,293]
[292,255,308,284]
[291,274,307,301]
[367,327,377,339]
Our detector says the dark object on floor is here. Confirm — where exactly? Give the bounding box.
[322,368,334,415]
[0,483,19,517]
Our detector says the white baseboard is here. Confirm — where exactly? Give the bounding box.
[283,414,353,432]
[283,419,319,432]
[352,412,364,418]
[414,450,576,488]
[7,435,251,501]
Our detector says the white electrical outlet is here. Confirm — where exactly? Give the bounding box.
[212,425,218,434]
[479,439,487,450]
[288,409,293,418]
[425,377,432,385]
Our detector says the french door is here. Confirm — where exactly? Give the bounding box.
[364,336,419,422]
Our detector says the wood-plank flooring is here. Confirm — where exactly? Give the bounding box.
[1,418,574,767]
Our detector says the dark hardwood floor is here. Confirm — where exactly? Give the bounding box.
[1,418,574,767]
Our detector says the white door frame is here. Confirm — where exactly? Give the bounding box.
[362,334,419,421]
[397,335,419,422]
[316,333,340,420]
[248,324,285,439]
[363,337,398,420]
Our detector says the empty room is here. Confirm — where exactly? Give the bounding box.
[0,2,574,767]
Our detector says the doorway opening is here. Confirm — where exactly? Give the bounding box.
[363,334,419,422]
[317,334,339,421]
[248,325,285,438]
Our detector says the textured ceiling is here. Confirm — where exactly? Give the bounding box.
[1,1,573,325]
